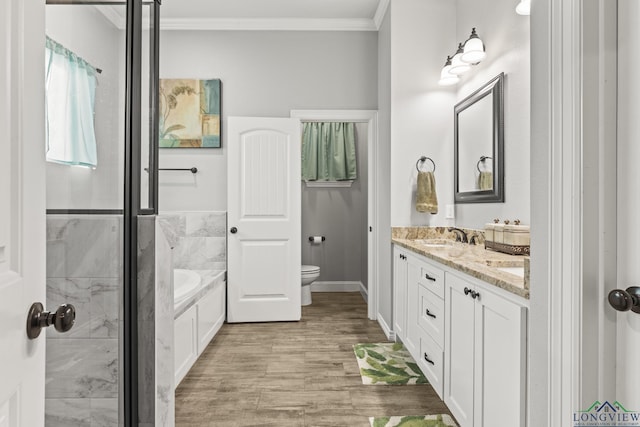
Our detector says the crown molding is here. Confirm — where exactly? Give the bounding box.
[373,0,390,30]
[159,17,377,31]
[94,5,126,30]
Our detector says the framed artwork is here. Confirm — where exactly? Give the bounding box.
[159,78,221,148]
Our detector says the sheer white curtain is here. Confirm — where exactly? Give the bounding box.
[45,36,98,167]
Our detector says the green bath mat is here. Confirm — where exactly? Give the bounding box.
[369,414,458,427]
[353,343,427,385]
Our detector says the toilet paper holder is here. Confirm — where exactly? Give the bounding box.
[308,236,326,242]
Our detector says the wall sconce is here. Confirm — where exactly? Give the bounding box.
[438,28,486,86]
[450,43,471,75]
[515,0,530,15]
[438,56,460,86]
[461,28,486,63]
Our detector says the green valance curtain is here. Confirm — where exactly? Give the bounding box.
[301,122,357,181]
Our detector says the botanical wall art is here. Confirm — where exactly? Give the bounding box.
[159,78,221,148]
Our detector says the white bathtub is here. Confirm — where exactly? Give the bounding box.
[174,269,202,307]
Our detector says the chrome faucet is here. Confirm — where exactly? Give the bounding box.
[448,227,468,243]
[468,232,481,245]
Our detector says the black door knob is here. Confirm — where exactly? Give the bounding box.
[608,287,640,314]
[26,302,76,339]
[230,227,238,234]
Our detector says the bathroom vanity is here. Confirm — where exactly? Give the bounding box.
[392,228,528,427]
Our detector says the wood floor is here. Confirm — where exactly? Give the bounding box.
[175,292,452,426]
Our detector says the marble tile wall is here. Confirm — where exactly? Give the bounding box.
[158,212,227,270]
[45,215,122,426]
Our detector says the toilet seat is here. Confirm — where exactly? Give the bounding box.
[301,265,320,275]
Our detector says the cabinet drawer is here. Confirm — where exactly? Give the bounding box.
[417,330,444,399]
[418,262,444,298]
[418,285,444,347]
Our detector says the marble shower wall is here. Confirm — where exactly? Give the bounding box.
[45,215,122,427]
[46,215,176,427]
[158,212,227,269]
[138,217,175,427]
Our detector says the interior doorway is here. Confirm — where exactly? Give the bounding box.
[291,110,380,321]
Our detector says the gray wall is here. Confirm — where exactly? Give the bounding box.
[158,30,379,212]
[301,123,368,286]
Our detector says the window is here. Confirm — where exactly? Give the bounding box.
[45,36,98,168]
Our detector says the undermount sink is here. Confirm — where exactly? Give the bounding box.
[482,259,525,278]
[414,239,452,248]
[496,266,525,278]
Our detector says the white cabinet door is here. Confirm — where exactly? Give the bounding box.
[0,1,47,425]
[445,274,476,427]
[227,117,301,322]
[404,257,421,357]
[174,305,198,386]
[393,247,408,340]
[446,272,527,427]
[474,286,527,427]
[197,283,226,355]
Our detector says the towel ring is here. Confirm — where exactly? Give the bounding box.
[416,156,436,173]
[476,156,492,173]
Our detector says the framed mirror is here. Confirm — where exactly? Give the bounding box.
[454,72,504,203]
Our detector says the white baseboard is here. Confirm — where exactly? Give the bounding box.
[377,314,396,341]
[311,281,363,292]
[359,282,368,302]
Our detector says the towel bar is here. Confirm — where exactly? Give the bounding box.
[144,167,198,174]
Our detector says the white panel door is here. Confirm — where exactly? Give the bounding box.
[227,117,301,322]
[616,0,640,408]
[0,0,47,425]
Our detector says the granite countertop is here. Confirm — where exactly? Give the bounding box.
[392,227,529,299]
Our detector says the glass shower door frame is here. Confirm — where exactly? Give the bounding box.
[44,0,160,425]
[124,0,160,425]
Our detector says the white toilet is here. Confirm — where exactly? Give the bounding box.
[301,265,320,306]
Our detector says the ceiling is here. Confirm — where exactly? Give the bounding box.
[160,0,388,31]
[97,0,388,31]
[161,0,382,20]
